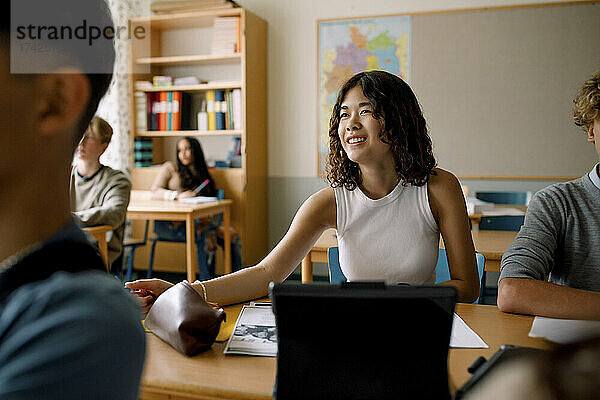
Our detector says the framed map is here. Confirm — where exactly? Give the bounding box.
[317,15,411,175]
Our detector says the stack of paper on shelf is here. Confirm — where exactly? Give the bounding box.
[151,0,239,14]
[211,16,240,55]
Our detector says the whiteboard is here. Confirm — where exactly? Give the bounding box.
[410,3,600,178]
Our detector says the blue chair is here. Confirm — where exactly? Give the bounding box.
[475,191,533,205]
[327,247,485,303]
[121,220,149,282]
[147,189,225,280]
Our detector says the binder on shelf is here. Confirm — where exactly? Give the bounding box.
[171,91,181,131]
[180,92,193,130]
[158,91,168,131]
[232,88,242,130]
[134,91,147,132]
[206,90,216,130]
[134,138,153,167]
[215,90,226,130]
[149,93,159,131]
[167,91,173,131]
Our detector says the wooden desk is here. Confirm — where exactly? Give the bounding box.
[301,229,517,283]
[83,224,112,270]
[127,190,233,282]
[468,205,526,228]
[443,230,518,273]
[140,303,551,399]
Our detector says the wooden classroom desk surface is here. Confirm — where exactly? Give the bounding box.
[82,224,112,270]
[127,190,233,282]
[140,302,551,400]
[301,228,518,282]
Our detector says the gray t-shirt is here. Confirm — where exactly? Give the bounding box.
[499,170,600,291]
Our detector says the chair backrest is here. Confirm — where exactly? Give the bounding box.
[478,215,525,231]
[475,191,533,205]
[327,247,346,284]
[328,247,485,304]
[435,248,485,303]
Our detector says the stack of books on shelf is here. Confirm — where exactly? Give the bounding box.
[134,138,153,167]
[151,0,239,14]
[200,89,242,131]
[135,90,193,132]
[211,16,241,55]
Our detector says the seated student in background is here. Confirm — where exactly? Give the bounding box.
[498,70,600,320]
[151,136,242,278]
[70,116,131,275]
[0,0,145,398]
[128,70,480,310]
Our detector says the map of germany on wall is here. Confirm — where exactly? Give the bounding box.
[318,15,411,174]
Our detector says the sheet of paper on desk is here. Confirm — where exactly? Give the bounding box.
[529,316,600,344]
[450,313,488,348]
[178,196,218,204]
[224,304,277,357]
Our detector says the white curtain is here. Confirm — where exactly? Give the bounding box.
[97,0,150,174]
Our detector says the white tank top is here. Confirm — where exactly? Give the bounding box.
[335,181,440,284]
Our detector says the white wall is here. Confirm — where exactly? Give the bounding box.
[231,0,569,177]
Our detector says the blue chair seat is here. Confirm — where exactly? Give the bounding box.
[327,247,485,303]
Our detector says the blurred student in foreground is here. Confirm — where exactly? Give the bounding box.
[0,1,145,398]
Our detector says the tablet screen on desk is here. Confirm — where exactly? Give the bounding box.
[269,282,456,400]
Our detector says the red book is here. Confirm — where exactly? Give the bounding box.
[171,91,181,131]
[158,91,168,131]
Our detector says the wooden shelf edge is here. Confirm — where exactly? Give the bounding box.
[131,8,242,29]
[136,53,242,66]
[136,130,242,137]
[136,82,242,92]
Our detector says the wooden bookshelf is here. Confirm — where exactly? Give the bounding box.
[128,9,268,273]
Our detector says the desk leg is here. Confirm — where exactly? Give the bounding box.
[186,215,196,283]
[223,209,231,275]
[301,255,313,283]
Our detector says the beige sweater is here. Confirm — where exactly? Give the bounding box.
[70,165,131,267]
[151,161,184,199]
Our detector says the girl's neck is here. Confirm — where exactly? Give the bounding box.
[359,166,399,199]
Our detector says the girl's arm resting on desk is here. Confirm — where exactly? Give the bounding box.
[428,169,480,303]
[127,187,336,311]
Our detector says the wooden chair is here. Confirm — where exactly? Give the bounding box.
[327,247,486,303]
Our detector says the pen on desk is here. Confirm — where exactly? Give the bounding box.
[193,179,210,195]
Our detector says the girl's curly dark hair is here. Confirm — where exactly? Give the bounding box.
[326,70,436,190]
[176,137,217,196]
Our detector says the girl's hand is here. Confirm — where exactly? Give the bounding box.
[175,190,195,200]
[125,279,174,316]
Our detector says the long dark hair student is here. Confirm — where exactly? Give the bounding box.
[327,70,436,190]
[176,136,217,196]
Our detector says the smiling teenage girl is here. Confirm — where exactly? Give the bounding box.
[127,70,479,310]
